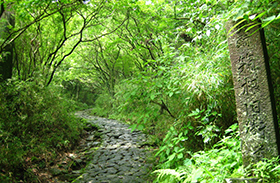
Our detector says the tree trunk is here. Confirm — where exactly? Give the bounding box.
[0,3,14,82]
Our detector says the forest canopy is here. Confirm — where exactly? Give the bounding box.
[0,0,280,182]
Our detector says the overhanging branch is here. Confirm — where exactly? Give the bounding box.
[46,16,128,86]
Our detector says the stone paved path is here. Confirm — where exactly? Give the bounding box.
[73,110,153,183]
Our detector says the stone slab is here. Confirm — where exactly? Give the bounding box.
[226,20,280,167]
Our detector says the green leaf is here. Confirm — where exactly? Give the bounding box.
[155,149,165,157]
[188,111,199,117]
[165,147,170,155]
[252,11,267,21]
[157,83,163,87]
[228,19,246,37]
[243,14,249,21]
[130,124,137,132]
[177,153,183,159]
[137,124,144,131]
[194,115,201,119]
[163,132,171,142]
[276,14,280,20]
[260,15,276,28]
[263,15,276,22]
[184,158,192,166]
[203,137,210,143]
[168,153,176,161]
[211,111,217,116]
[169,92,174,97]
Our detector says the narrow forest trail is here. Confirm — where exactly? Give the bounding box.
[73,109,154,183]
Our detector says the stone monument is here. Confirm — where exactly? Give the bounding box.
[226,19,280,170]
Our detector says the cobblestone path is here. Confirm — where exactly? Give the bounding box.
[74,110,153,183]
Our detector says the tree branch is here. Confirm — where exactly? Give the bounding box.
[0,2,79,53]
[151,100,176,118]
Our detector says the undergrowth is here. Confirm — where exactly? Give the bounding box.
[153,123,280,182]
[0,79,84,182]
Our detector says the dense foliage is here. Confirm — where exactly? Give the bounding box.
[0,80,84,182]
[0,0,280,182]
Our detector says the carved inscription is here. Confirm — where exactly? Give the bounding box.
[226,20,280,167]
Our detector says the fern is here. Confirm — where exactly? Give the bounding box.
[153,169,182,182]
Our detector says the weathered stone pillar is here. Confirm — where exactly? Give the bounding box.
[226,19,280,170]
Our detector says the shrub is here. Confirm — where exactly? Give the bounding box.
[153,123,280,182]
[0,79,83,182]
[153,124,243,183]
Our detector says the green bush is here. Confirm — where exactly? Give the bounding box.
[248,157,280,182]
[153,124,243,183]
[0,79,83,182]
[154,123,280,182]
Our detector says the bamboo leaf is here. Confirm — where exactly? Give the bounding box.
[227,19,246,37]
[263,15,276,22]
[252,12,267,21]
[245,22,261,32]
